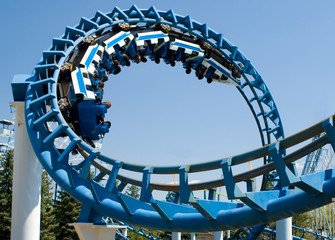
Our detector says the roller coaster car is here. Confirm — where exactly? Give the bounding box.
[103,31,134,55]
[168,38,205,63]
[61,68,111,141]
[101,52,122,74]
[102,31,134,66]
[134,30,170,63]
[57,26,244,144]
[62,37,97,73]
[57,92,109,142]
[199,48,241,86]
[59,66,76,96]
[168,30,197,44]
[80,43,104,74]
[57,36,114,143]
[71,67,96,101]
[135,31,169,50]
[149,31,198,70]
[77,100,110,140]
[91,67,108,83]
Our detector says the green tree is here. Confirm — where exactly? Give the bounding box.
[125,184,140,199]
[181,232,191,240]
[40,169,57,240]
[53,188,81,240]
[292,212,315,240]
[0,150,13,239]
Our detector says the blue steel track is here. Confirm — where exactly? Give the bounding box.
[20,6,335,232]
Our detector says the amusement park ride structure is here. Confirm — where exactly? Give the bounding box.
[0,119,14,152]
[9,5,335,240]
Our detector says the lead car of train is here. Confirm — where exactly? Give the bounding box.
[57,21,242,146]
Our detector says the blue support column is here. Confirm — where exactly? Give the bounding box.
[221,158,245,199]
[79,151,99,180]
[323,116,335,151]
[105,161,123,194]
[270,142,323,195]
[140,167,153,202]
[78,204,105,223]
[221,158,278,212]
[246,179,255,192]
[116,181,127,192]
[269,142,299,186]
[208,188,216,200]
[179,166,194,204]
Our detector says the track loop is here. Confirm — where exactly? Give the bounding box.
[23,6,335,232]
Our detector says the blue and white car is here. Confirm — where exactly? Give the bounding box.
[103,31,134,55]
[80,43,104,74]
[71,67,96,101]
[135,30,169,51]
[201,57,241,86]
[169,38,204,60]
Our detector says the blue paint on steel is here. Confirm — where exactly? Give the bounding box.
[11,74,31,101]
[105,161,123,193]
[323,117,335,150]
[106,32,132,49]
[19,5,335,233]
[179,166,193,204]
[221,158,245,199]
[269,142,300,186]
[140,167,153,202]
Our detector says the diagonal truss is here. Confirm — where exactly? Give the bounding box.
[17,5,335,232]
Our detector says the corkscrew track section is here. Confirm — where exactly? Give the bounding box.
[22,5,335,232]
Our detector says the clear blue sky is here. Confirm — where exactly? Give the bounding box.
[1,1,335,186]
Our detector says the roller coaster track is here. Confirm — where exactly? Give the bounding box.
[18,5,335,233]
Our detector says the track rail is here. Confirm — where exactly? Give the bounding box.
[22,5,335,232]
